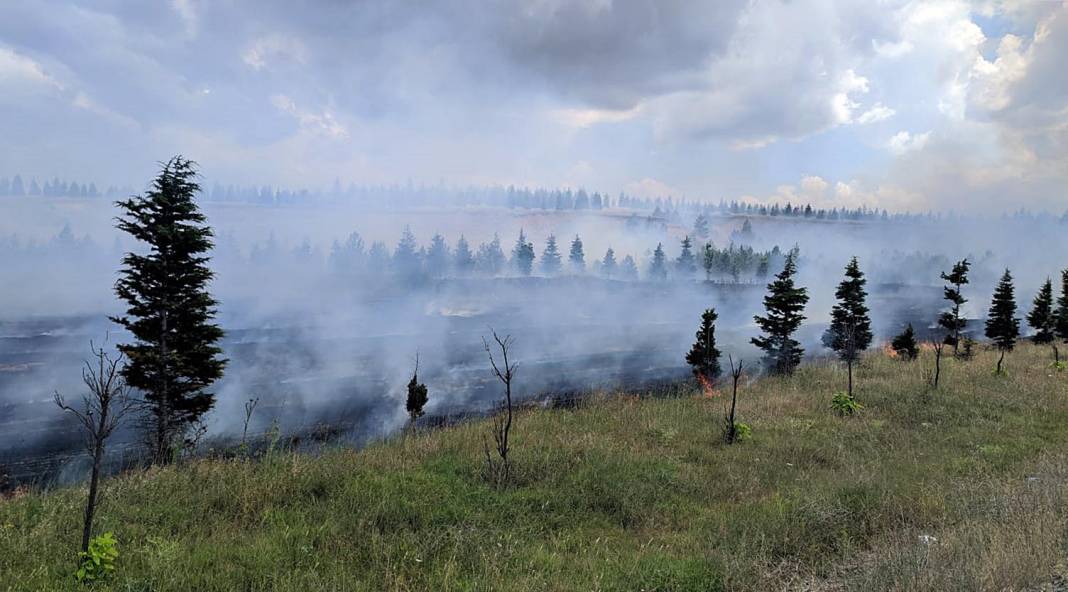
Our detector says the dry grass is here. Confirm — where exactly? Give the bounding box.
[1,342,1067,591]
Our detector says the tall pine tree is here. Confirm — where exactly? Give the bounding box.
[984,269,1019,375]
[938,258,970,355]
[823,257,873,398]
[751,252,809,374]
[648,243,668,281]
[541,234,562,276]
[675,236,697,279]
[569,235,585,274]
[1028,278,1056,346]
[1056,269,1068,365]
[511,229,535,276]
[112,157,226,462]
[685,308,721,384]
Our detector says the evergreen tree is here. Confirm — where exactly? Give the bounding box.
[675,236,697,279]
[692,214,710,240]
[891,324,919,360]
[751,252,809,374]
[511,229,535,276]
[685,308,721,383]
[453,235,474,276]
[112,157,226,462]
[648,243,668,281]
[475,234,506,276]
[425,233,450,278]
[568,235,585,274]
[1056,269,1068,365]
[984,269,1020,375]
[601,248,617,278]
[938,258,970,355]
[392,226,421,280]
[823,257,873,398]
[620,255,639,280]
[406,355,429,423]
[541,234,562,276]
[702,243,715,281]
[1027,278,1056,345]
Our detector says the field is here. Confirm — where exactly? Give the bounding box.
[2,343,1068,591]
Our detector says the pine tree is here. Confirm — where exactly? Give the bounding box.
[541,234,562,276]
[891,324,919,360]
[984,269,1019,375]
[1027,278,1055,345]
[692,214,710,240]
[823,257,873,398]
[601,248,617,278]
[392,226,421,280]
[648,243,668,281]
[1056,269,1068,365]
[751,252,809,374]
[511,229,535,276]
[685,308,721,383]
[568,235,585,274]
[475,234,506,276]
[620,255,638,280]
[425,233,450,278]
[453,235,474,276]
[406,355,428,423]
[675,236,697,279]
[938,258,970,355]
[112,157,226,462]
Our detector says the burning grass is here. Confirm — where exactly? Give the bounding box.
[2,343,1068,591]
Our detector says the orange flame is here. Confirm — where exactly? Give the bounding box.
[881,342,899,358]
[697,374,720,398]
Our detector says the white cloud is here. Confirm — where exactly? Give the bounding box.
[0,47,62,91]
[171,0,198,38]
[887,130,931,155]
[243,35,308,71]
[550,105,641,129]
[855,103,895,124]
[271,95,348,139]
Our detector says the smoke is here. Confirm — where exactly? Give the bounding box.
[2,193,1066,487]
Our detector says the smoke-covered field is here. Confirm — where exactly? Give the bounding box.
[1,194,1064,488]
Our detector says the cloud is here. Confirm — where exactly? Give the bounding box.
[271,95,348,139]
[624,178,681,199]
[855,103,896,124]
[242,35,308,71]
[887,130,932,155]
[0,46,62,91]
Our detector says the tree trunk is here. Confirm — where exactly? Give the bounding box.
[847,359,854,399]
[997,349,1005,375]
[82,440,103,554]
[1054,344,1060,365]
[934,347,942,389]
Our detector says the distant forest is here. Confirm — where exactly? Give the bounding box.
[5,172,1065,225]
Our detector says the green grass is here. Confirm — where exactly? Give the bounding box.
[3,343,1068,591]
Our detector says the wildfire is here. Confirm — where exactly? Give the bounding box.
[697,374,720,398]
[881,342,899,358]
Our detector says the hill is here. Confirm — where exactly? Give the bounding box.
[3,344,1068,591]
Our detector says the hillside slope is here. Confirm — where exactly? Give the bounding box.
[3,344,1068,591]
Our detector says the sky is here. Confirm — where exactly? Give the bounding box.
[0,0,1066,213]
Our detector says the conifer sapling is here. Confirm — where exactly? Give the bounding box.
[984,269,1020,375]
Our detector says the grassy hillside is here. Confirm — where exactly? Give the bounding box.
[3,343,1068,591]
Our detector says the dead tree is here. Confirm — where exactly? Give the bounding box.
[931,341,945,389]
[724,356,745,444]
[482,330,518,487]
[53,342,135,555]
[241,397,260,448]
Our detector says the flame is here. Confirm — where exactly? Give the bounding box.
[881,342,899,358]
[697,374,720,398]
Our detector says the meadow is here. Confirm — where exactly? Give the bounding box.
[2,342,1067,591]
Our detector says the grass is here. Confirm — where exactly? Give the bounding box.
[3,343,1068,591]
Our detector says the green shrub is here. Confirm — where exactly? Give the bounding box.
[732,422,752,441]
[831,392,862,416]
[75,532,119,583]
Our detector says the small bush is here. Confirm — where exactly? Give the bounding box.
[75,532,119,583]
[831,392,862,416]
[726,416,751,440]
